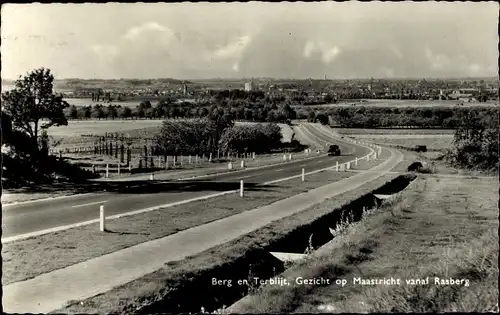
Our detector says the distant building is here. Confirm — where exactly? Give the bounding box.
[244,82,253,91]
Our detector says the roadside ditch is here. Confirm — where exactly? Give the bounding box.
[133,173,417,314]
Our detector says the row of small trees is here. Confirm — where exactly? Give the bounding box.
[64,99,297,124]
[154,118,284,157]
[310,106,499,129]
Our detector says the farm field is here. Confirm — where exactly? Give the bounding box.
[316,99,498,108]
[48,120,293,149]
[64,98,143,107]
[335,128,454,151]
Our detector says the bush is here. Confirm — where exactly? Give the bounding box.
[219,123,283,154]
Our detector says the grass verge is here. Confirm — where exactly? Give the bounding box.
[3,170,358,285]
[50,173,400,314]
[228,175,498,313]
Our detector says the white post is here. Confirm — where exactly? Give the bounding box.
[150,173,154,180]
[209,153,212,162]
[180,155,184,165]
[241,160,245,168]
[173,156,176,166]
[305,149,308,155]
[189,155,192,164]
[283,154,287,161]
[302,168,305,182]
[106,164,109,178]
[129,163,132,172]
[355,157,358,166]
[100,205,106,232]
[288,153,292,160]
[240,180,244,197]
[196,155,199,164]
[228,162,233,170]
[166,156,169,168]
[347,162,350,170]
[335,161,339,172]
[252,152,256,159]
[157,156,161,167]
[117,163,120,175]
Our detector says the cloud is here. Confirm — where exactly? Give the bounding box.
[91,44,118,57]
[303,40,341,64]
[211,35,252,60]
[425,47,451,71]
[390,45,403,59]
[123,22,171,40]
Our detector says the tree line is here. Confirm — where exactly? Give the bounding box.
[154,119,284,157]
[314,106,499,129]
[64,98,298,124]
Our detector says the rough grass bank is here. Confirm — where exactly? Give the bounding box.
[228,175,498,313]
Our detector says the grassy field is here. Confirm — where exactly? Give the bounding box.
[64,98,141,107]
[315,99,499,108]
[229,174,498,313]
[47,120,293,149]
[3,153,390,286]
[336,128,455,151]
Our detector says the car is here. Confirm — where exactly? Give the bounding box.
[415,145,427,152]
[328,144,341,156]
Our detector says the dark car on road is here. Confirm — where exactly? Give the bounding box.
[328,144,341,156]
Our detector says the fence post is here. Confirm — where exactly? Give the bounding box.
[302,168,305,182]
[157,156,161,167]
[283,154,287,161]
[117,163,120,175]
[240,180,244,197]
[335,161,339,172]
[209,153,212,162]
[241,160,245,168]
[196,155,199,164]
[228,162,233,170]
[129,163,132,172]
[355,157,358,166]
[100,205,106,232]
[189,155,192,164]
[150,173,154,180]
[252,152,255,159]
[173,156,176,167]
[106,164,109,178]
[288,153,292,160]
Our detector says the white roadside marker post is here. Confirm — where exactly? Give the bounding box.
[189,155,192,164]
[252,152,256,159]
[117,163,120,175]
[100,205,106,232]
[241,160,245,168]
[355,157,358,166]
[106,164,109,178]
[302,168,305,182]
[129,163,132,172]
[288,153,292,160]
[228,162,233,170]
[335,161,339,172]
[150,173,154,180]
[283,154,287,161]
[240,180,244,197]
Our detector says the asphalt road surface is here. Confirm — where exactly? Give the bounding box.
[2,127,369,238]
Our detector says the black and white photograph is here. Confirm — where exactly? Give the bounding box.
[1,1,498,314]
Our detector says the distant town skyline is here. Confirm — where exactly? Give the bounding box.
[2,2,498,80]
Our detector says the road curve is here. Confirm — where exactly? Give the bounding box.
[2,128,370,239]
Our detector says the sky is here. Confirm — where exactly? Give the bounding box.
[1,2,498,80]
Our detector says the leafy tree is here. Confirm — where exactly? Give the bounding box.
[69,105,78,119]
[1,68,69,149]
[315,113,329,125]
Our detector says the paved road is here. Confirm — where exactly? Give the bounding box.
[2,132,369,238]
[3,146,403,314]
